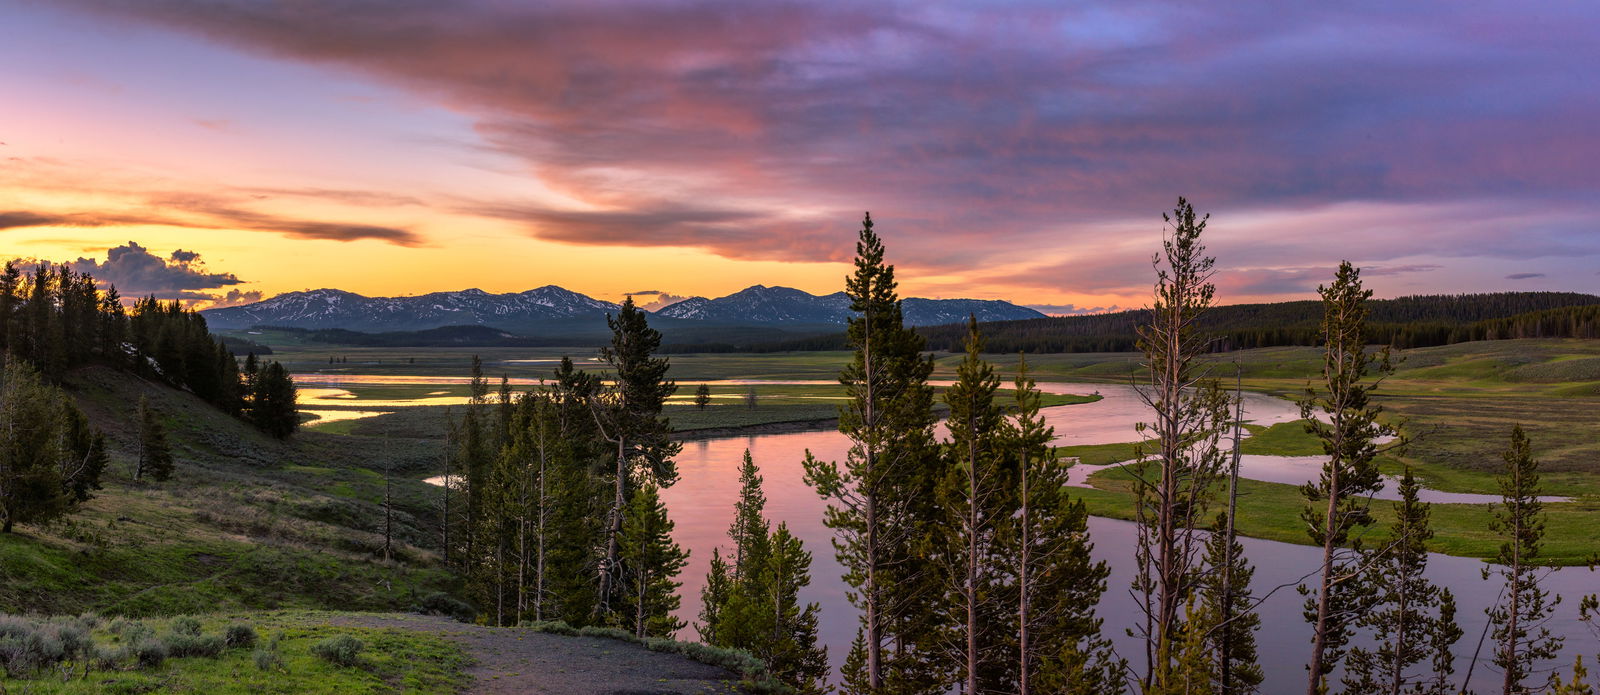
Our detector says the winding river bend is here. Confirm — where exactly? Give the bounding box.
[659,381,1592,692]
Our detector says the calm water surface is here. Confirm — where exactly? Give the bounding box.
[660,382,1593,692]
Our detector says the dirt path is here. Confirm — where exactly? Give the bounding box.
[329,614,744,694]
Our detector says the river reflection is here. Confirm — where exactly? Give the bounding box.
[659,382,1592,692]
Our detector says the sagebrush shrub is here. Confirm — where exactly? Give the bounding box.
[170,616,202,636]
[0,616,32,640]
[310,635,364,667]
[163,632,224,658]
[92,644,126,670]
[519,620,577,636]
[225,623,257,649]
[134,639,167,669]
[253,647,283,672]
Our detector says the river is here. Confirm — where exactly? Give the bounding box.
[659,381,1594,692]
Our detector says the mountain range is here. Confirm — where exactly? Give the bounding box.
[200,284,1044,335]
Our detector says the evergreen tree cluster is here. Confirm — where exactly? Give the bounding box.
[448,300,706,656]
[0,357,107,533]
[804,215,1123,694]
[0,261,297,438]
[1100,202,1573,695]
[699,452,829,693]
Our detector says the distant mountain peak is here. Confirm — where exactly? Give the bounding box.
[201,286,621,333]
[654,284,1042,326]
[201,283,1043,333]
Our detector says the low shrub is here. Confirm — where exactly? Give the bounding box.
[92,644,126,670]
[519,620,577,636]
[53,623,92,661]
[0,615,32,640]
[170,616,202,636]
[163,632,225,658]
[0,629,64,677]
[134,639,168,669]
[310,635,364,667]
[225,623,258,649]
[576,626,634,641]
[109,619,153,644]
[413,592,476,623]
[253,647,284,672]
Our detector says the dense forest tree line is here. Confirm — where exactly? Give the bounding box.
[0,261,297,438]
[917,291,1600,354]
[655,291,1600,355]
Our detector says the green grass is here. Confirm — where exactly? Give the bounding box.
[0,487,457,617]
[1238,421,1325,456]
[11,366,463,619]
[0,611,468,694]
[1071,466,1600,565]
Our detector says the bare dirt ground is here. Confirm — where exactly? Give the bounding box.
[329,613,744,694]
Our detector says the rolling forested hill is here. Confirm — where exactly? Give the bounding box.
[918,291,1600,353]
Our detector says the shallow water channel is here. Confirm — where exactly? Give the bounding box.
[660,381,1593,691]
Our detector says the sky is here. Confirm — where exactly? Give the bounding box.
[2,0,1597,314]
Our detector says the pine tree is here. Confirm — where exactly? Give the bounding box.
[463,355,492,565]
[135,395,175,482]
[841,630,872,695]
[937,317,1012,694]
[0,262,19,352]
[0,358,105,533]
[1485,425,1563,694]
[698,547,732,644]
[1162,596,1217,695]
[1342,468,1459,695]
[1301,261,1393,694]
[1131,198,1234,691]
[753,523,830,693]
[1204,370,1261,695]
[803,213,940,693]
[1011,358,1124,695]
[617,481,688,638]
[1554,657,1593,695]
[704,453,828,693]
[729,450,770,580]
[251,361,299,439]
[694,384,712,410]
[542,356,606,626]
[595,298,680,620]
[1198,512,1263,694]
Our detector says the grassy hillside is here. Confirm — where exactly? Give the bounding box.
[0,366,459,617]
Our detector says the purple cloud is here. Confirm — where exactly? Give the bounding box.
[38,0,1600,294]
[66,241,243,296]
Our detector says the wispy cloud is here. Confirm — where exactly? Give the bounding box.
[1027,303,1124,316]
[1505,272,1545,280]
[13,0,1600,302]
[52,0,1600,277]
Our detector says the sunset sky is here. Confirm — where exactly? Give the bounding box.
[2,0,1597,313]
